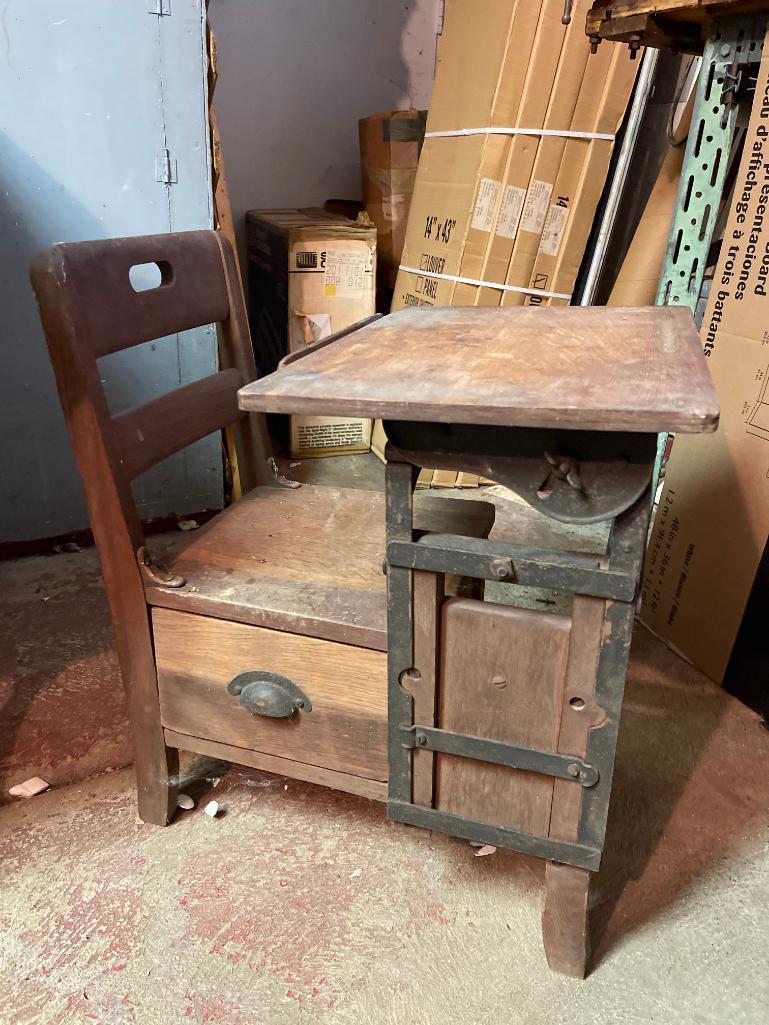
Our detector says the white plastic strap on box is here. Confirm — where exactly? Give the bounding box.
[398,265,572,301]
[424,127,615,141]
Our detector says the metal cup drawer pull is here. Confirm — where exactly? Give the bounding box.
[226,672,312,718]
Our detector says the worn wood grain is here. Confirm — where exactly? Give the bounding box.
[154,608,388,780]
[238,306,719,434]
[29,230,273,824]
[408,571,444,807]
[542,595,607,980]
[542,862,592,978]
[435,599,571,836]
[113,369,244,481]
[145,485,494,651]
[41,231,232,359]
[586,0,764,33]
[164,730,387,802]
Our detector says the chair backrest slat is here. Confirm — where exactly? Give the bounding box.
[113,367,245,481]
[54,232,232,358]
[30,230,273,564]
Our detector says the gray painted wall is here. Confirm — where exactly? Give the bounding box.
[207,0,439,264]
[0,1,219,543]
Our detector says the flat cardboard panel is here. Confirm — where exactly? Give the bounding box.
[640,38,769,682]
[520,47,638,307]
[359,109,426,290]
[472,0,595,306]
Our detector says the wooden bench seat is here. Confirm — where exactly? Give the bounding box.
[145,483,495,651]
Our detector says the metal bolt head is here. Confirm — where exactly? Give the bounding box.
[490,556,514,580]
[415,733,428,747]
[567,762,581,778]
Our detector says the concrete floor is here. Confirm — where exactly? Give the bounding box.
[1,467,768,1022]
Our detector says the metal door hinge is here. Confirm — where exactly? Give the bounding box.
[148,0,171,15]
[155,149,178,186]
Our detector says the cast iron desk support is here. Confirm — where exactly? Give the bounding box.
[238,305,718,977]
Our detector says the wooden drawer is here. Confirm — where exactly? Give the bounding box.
[153,608,388,785]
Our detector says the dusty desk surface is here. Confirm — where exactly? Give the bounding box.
[238,306,718,434]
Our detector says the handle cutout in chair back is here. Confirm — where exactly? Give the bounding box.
[129,261,173,293]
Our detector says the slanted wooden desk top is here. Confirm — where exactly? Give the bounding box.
[238,306,718,435]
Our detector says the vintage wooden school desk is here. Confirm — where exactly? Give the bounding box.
[239,304,718,977]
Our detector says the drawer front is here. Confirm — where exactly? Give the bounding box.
[153,608,388,781]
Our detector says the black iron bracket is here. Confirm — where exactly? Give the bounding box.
[388,800,602,871]
[387,534,639,602]
[401,725,599,787]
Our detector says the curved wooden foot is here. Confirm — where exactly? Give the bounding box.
[135,740,179,826]
[542,862,592,978]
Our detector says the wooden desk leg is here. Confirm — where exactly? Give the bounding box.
[542,863,592,978]
[542,595,606,977]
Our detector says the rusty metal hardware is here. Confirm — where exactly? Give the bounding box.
[268,456,302,490]
[136,545,185,588]
[544,451,584,492]
[227,671,312,718]
[384,420,656,524]
[404,726,600,788]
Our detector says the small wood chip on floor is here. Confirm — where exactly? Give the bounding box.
[474,844,497,857]
[9,777,50,798]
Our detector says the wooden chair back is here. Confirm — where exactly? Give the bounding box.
[30,230,272,557]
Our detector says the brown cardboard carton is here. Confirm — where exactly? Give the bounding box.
[287,218,376,457]
[520,47,638,307]
[453,0,569,306]
[246,207,344,377]
[472,0,595,307]
[640,40,769,682]
[483,18,613,307]
[608,97,693,306]
[246,208,376,458]
[393,0,542,313]
[359,109,426,291]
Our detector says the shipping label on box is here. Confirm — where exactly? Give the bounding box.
[288,229,376,457]
[640,39,769,682]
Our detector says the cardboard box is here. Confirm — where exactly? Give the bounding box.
[639,38,769,683]
[453,0,569,306]
[482,12,613,306]
[393,0,542,313]
[246,207,341,377]
[520,46,638,307]
[359,109,426,293]
[472,0,595,307]
[608,97,692,306]
[246,208,376,458]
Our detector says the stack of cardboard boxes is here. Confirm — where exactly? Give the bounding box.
[376,0,638,484]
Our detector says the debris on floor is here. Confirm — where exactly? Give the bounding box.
[177,793,195,810]
[474,844,497,858]
[8,776,50,798]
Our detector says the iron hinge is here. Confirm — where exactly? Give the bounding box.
[148,0,171,15]
[155,148,178,186]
